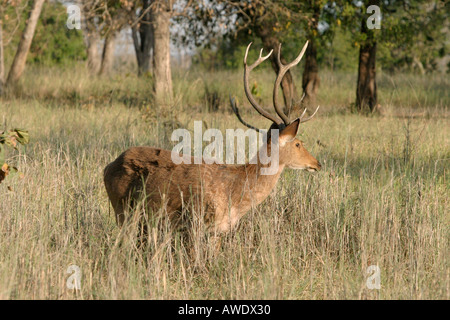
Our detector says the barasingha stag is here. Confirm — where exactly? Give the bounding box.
[104,41,321,238]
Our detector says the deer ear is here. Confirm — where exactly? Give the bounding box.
[279,118,300,146]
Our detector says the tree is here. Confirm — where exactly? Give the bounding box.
[0,19,4,94]
[98,1,130,76]
[151,0,172,103]
[79,0,129,76]
[6,0,45,88]
[188,1,331,116]
[355,0,380,113]
[99,31,116,75]
[80,0,102,74]
[129,0,154,76]
[338,0,448,113]
[1,1,85,92]
[301,2,322,109]
[147,0,192,104]
[226,1,305,115]
[29,2,86,66]
[380,0,448,74]
[336,0,381,112]
[1,2,26,93]
[253,17,301,116]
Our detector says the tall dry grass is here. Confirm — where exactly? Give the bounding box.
[0,64,448,299]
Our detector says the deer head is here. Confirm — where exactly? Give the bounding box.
[230,41,321,172]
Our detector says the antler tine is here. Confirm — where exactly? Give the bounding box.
[244,43,273,70]
[299,105,320,123]
[229,95,263,133]
[243,43,279,124]
[273,41,309,125]
[299,108,308,120]
[244,42,252,66]
[300,91,306,103]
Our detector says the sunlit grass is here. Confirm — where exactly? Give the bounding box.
[0,65,448,299]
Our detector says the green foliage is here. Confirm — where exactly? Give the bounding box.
[29,2,86,65]
[180,0,448,74]
[193,38,269,70]
[2,1,86,66]
[323,26,359,71]
[0,128,29,185]
[337,0,448,73]
[379,1,448,73]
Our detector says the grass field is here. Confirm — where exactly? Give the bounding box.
[0,64,448,299]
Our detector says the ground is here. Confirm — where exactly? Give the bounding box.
[0,65,448,299]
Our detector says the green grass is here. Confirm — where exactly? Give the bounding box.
[0,64,448,299]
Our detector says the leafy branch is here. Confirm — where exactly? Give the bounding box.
[0,128,29,184]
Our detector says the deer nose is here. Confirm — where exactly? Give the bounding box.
[316,161,322,171]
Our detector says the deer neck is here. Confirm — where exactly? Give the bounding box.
[242,163,284,193]
[234,142,286,207]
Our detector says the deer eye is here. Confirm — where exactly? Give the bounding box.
[296,143,300,148]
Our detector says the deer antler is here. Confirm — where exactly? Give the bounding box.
[229,95,263,133]
[243,43,279,124]
[232,41,318,132]
[299,105,320,123]
[273,41,309,125]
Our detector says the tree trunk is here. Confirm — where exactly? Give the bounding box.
[356,29,377,112]
[0,19,5,94]
[86,32,101,73]
[412,56,425,75]
[256,25,300,118]
[302,38,320,108]
[6,0,45,87]
[356,42,377,112]
[81,14,101,74]
[132,0,153,76]
[99,32,116,76]
[356,17,377,113]
[302,7,320,109]
[151,5,172,104]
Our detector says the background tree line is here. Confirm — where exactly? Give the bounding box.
[0,0,448,113]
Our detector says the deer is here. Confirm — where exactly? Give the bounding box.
[103,41,321,243]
